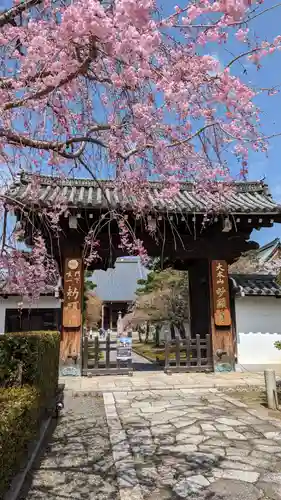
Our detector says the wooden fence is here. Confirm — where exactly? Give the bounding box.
[164,333,213,373]
[82,334,133,376]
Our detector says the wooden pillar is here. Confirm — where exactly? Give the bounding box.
[209,260,235,372]
[60,257,83,376]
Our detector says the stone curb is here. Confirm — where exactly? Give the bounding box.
[4,416,52,500]
[67,383,265,395]
[103,392,144,500]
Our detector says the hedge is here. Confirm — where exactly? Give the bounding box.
[0,331,60,403]
[0,331,60,496]
[0,386,40,495]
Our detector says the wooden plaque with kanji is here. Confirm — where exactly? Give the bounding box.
[211,260,231,327]
[63,258,82,328]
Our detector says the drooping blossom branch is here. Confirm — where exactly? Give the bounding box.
[0,234,59,302]
[83,229,101,267]
[118,218,150,266]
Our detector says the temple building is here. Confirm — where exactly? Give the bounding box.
[92,257,147,330]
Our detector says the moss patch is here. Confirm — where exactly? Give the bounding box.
[133,341,191,363]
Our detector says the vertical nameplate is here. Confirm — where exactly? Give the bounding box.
[210,260,234,372]
[60,257,83,376]
[211,260,231,327]
[63,258,82,328]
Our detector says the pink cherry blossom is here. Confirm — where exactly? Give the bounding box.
[0,235,59,302]
[236,28,249,42]
[0,0,280,299]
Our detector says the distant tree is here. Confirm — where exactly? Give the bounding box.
[85,293,102,330]
[275,341,281,351]
[83,270,100,328]
[229,250,281,276]
[229,250,265,274]
[84,270,97,293]
[133,268,190,342]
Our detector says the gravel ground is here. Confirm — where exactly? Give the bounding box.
[19,392,119,500]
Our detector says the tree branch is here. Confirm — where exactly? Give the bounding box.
[226,47,261,68]
[218,123,281,144]
[3,54,95,111]
[167,122,218,148]
[0,124,110,157]
[1,206,8,256]
[173,2,281,30]
[0,0,42,27]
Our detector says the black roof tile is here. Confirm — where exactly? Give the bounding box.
[5,173,281,214]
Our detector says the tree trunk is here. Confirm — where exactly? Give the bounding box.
[145,322,149,343]
[155,324,160,347]
[170,323,176,340]
[179,322,186,339]
[138,326,144,343]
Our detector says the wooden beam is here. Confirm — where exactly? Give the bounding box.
[60,256,83,377]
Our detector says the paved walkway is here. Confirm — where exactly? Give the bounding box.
[22,393,119,500]
[104,388,281,499]
[22,373,281,500]
[60,371,272,393]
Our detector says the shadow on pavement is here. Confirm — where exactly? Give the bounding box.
[18,394,119,500]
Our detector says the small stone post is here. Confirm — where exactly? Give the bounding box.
[264,369,278,410]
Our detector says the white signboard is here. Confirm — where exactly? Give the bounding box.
[117,337,132,361]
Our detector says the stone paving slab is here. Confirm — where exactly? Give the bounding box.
[60,371,274,394]
[103,387,281,500]
[22,393,119,500]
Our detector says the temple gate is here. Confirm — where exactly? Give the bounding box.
[6,173,281,375]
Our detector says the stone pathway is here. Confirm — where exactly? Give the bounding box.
[60,371,273,394]
[21,377,281,500]
[21,393,119,500]
[103,388,281,500]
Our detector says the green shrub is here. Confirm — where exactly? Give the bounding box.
[275,341,281,350]
[0,386,40,496]
[0,331,60,405]
[0,332,60,496]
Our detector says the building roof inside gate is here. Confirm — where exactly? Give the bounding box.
[6,172,281,214]
[231,274,281,297]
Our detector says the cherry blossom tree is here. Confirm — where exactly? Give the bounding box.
[0,0,281,298]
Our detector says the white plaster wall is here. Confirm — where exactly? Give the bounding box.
[0,296,61,334]
[235,296,281,366]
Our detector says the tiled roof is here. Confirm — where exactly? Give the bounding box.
[255,238,281,262]
[231,274,281,297]
[6,173,281,214]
